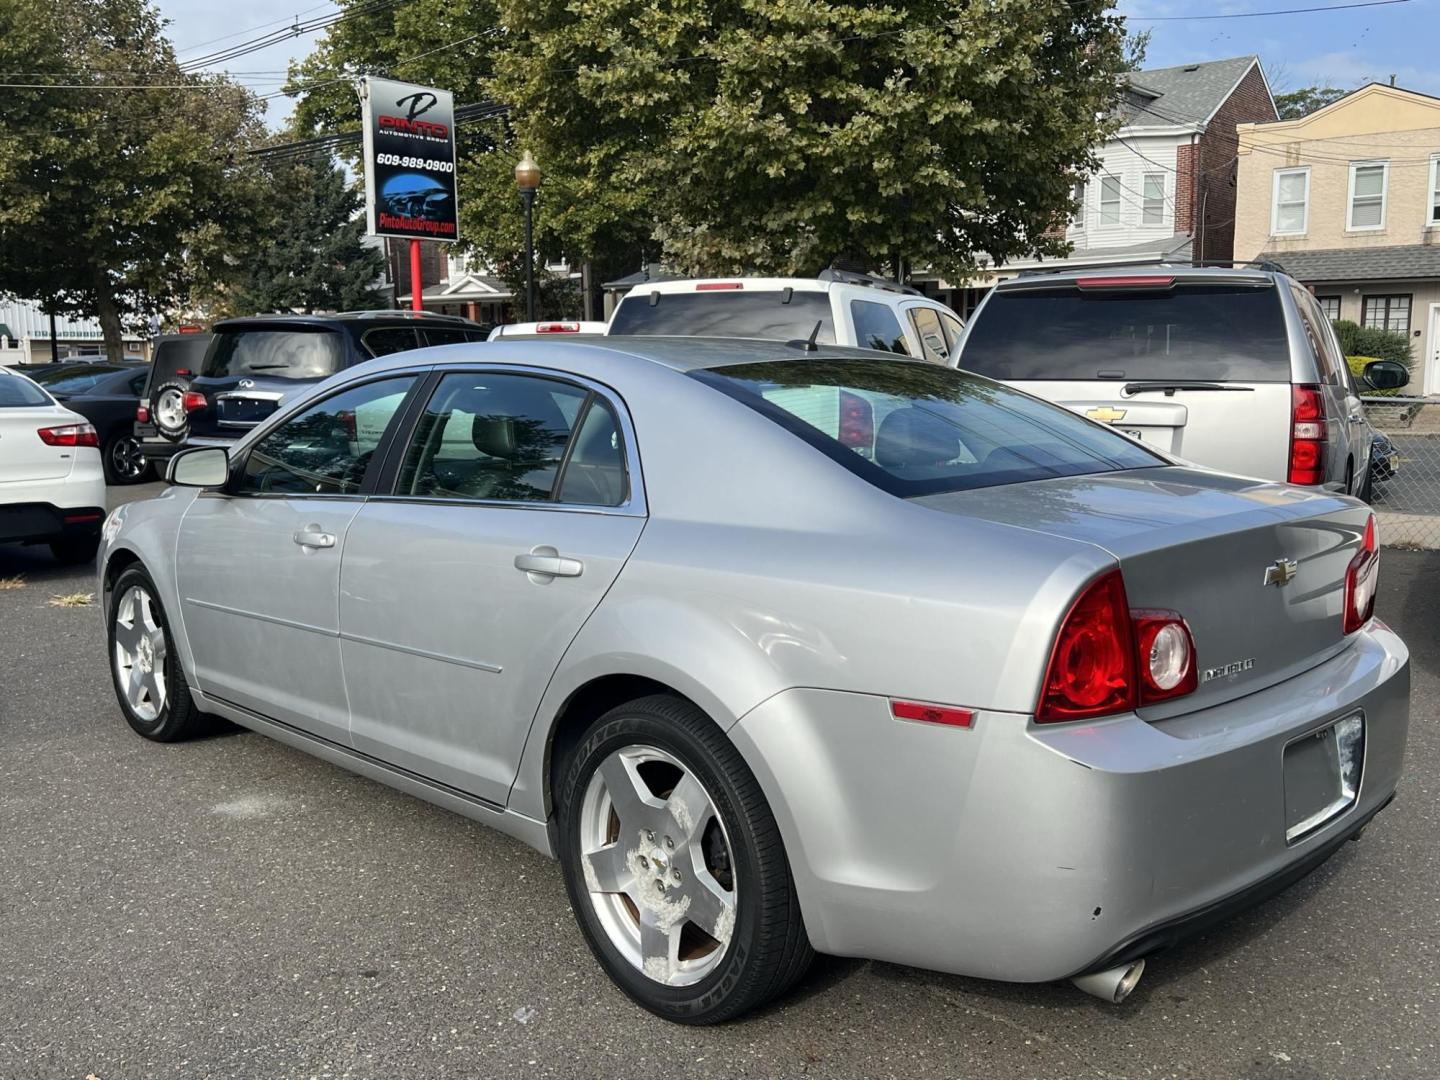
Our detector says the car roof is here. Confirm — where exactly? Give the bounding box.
[211,310,483,332]
[992,264,1282,291]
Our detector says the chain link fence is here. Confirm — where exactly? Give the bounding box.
[1362,395,1440,549]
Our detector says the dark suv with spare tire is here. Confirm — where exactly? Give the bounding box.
[137,311,488,470]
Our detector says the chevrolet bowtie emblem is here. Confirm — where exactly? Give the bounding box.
[1085,406,1128,424]
[1264,558,1299,587]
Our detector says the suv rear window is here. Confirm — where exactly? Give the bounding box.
[693,357,1161,497]
[204,329,345,380]
[609,290,835,342]
[961,283,1290,382]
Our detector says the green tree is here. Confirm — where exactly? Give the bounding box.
[288,0,1129,284]
[225,154,387,315]
[1274,86,1347,120]
[0,0,268,360]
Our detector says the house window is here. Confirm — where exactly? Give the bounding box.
[1348,161,1388,230]
[1070,181,1085,228]
[1429,154,1440,226]
[1142,173,1165,225]
[1271,167,1310,235]
[1099,176,1121,225]
[1316,296,1341,322]
[1362,294,1411,333]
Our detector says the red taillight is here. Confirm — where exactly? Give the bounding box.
[1288,384,1327,485]
[183,391,207,413]
[536,322,580,333]
[1037,573,1198,723]
[1038,571,1135,723]
[37,423,99,448]
[695,282,743,291]
[1343,514,1379,634]
[1075,275,1175,290]
[837,390,874,450]
[891,700,974,728]
[1132,610,1197,703]
[135,405,150,423]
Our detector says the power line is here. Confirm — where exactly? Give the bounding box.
[173,1,337,56]
[1126,0,1410,20]
[180,0,408,72]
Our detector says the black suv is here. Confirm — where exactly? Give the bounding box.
[137,311,488,468]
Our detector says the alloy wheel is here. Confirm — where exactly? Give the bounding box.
[578,745,738,987]
[113,584,168,722]
[109,436,147,482]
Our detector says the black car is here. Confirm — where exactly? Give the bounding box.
[138,311,488,468]
[27,362,153,483]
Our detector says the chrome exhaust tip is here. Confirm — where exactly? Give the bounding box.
[1071,958,1145,1004]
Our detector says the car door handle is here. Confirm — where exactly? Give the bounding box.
[514,548,584,578]
[292,526,336,550]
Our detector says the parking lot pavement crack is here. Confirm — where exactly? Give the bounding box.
[909,979,1132,1080]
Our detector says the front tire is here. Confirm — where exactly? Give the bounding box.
[556,694,812,1024]
[107,566,205,741]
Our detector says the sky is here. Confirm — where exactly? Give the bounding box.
[151,0,1440,130]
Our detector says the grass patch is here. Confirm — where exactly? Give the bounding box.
[48,592,95,608]
[0,575,25,590]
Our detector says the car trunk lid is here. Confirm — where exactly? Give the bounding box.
[914,467,1371,714]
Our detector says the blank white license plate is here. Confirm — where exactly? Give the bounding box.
[1284,713,1364,844]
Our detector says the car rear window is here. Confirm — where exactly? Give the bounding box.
[0,373,52,407]
[960,283,1291,382]
[29,364,121,394]
[145,336,211,392]
[204,328,344,380]
[693,357,1162,497]
[609,290,835,342]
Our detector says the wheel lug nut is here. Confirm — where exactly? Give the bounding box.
[654,880,665,892]
[672,869,681,882]
[638,856,649,869]
[665,836,674,849]
[646,830,656,843]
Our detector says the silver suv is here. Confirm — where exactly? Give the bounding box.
[954,265,1409,499]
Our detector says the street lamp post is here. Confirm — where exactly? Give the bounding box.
[515,150,542,323]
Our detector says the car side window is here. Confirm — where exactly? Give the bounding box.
[556,398,628,506]
[235,375,417,496]
[907,308,951,364]
[939,313,965,352]
[363,327,422,358]
[850,300,911,355]
[395,372,590,503]
[129,373,148,395]
[421,327,488,347]
[1292,286,1342,385]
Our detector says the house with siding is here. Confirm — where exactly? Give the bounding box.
[919,56,1278,315]
[1233,83,1440,394]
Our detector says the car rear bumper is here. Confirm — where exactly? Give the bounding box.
[729,621,1409,983]
[0,502,107,543]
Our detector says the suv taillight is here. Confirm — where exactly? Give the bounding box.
[136,404,150,423]
[1288,384,1326,485]
[37,423,99,448]
[1343,514,1379,634]
[183,391,207,412]
[1037,572,1198,723]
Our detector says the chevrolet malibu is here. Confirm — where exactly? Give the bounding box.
[98,339,1409,1023]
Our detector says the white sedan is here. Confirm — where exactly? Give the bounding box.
[0,366,107,563]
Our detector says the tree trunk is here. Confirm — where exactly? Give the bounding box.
[94,273,125,362]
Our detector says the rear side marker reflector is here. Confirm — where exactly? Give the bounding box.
[891,700,974,728]
[696,282,743,291]
[63,512,103,524]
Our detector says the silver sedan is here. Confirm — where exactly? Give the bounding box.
[98,338,1410,1023]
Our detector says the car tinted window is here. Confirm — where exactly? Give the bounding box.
[236,376,416,496]
[693,358,1162,497]
[556,398,628,506]
[205,329,345,380]
[608,290,835,342]
[395,372,589,502]
[907,308,951,363]
[851,300,910,354]
[940,312,965,351]
[0,374,51,407]
[30,364,120,394]
[129,373,148,395]
[1292,286,1344,385]
[960,284,1290,382]
[421,327,488,347]
[363,327,421,357]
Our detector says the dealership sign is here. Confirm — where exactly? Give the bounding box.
[359,76,459,243]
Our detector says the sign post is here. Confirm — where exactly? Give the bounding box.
[359,76,460,313]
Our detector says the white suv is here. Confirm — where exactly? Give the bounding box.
[606,270,965,362]
[0,366,108,564]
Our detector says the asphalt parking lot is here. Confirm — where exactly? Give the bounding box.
[1,482,1437,1080]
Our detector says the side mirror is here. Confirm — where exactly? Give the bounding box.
[167,446,229,488]
[1362,360,1409,392]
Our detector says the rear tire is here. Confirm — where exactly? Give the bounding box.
[49,535,100,565]
[1357,454,1375,504]
[103,432,151,485]
[107,565,206,741]
[556,694,812,1024]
